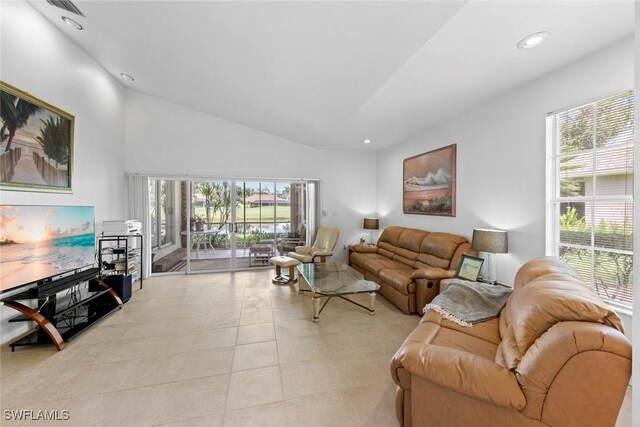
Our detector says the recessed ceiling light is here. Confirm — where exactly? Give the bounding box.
[120,73,135,82]
[61,16,83,30]
[363,139,371,144]
[517,31,549,49]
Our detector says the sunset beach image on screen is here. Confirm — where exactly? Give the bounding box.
[0,205,95,292]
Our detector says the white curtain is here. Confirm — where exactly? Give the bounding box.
[128,175,152,279]
[306,180,320,243]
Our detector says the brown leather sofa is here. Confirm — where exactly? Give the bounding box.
[391,256,632,427]
[349,226,473,314]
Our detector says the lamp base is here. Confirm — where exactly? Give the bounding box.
[481,252,497,284]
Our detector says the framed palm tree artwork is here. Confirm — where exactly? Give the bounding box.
[0,81,74,193]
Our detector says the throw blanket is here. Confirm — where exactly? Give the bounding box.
[424,279,512,327]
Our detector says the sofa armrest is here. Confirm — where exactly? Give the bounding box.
[351,244,378,253]
[411,267,455,280]
[391,343,526,410]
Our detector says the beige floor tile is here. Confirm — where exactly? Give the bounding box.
[208,300,243,314]
[329,351,391,389]
[157,374,229,424]
[75,323,131,345]
[94,336,157,363]
[274,319,322,340]
[223,402,286,427]
[138,331,199,357]
[339,382,398,426]
[232,341,278,372]
[57,359,140,399]
[92,383,173,426]
[163,303,213,319]
[202,312,241,330]
[273,305,310,322]
[23,394,108,427]
[0,348,56,379]
[31,342,98,374]
[615,386,632,427]
[239,308,273,326]
[280,359,340,400]
[276,335,330,365]
[236,323,275,345]
[241,298,272,311]
[284,391,351,427]
[193,328,238,350]
[2,271,632,427]
[226,366,283,411]
[176,347,234,380]
[119,353,189,389]
[216,291,245,303]
[157,413,224,427]
[1,368,78,410]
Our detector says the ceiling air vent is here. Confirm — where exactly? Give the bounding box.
[46,0,85,17]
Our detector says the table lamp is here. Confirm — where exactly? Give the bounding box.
[471,228,508,284]
[363,218,379,245]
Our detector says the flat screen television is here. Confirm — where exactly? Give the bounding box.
[0,205,95,293]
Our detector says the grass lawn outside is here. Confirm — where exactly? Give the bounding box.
[193,205,292,222]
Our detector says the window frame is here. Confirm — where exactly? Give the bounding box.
[546,90,634,309]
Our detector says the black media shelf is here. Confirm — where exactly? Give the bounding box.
[2,271,123,351]
[7,304,120,350]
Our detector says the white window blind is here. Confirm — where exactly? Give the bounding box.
[546,91,634,307]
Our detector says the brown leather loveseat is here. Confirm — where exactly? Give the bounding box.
[391,256,632,427]
[350,226,473,314]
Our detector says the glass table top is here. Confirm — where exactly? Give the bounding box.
[296,262,380,296]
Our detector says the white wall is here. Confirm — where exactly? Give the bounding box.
[0,1,127,343]
[124,90,378,259]
[632,2,639,424]
[377,37,634,285]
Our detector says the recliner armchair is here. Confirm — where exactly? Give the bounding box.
[287,226,339,263]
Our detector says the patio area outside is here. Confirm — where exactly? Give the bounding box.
[151,180,307,273]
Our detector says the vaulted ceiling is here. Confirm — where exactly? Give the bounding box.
[28,0,634,150]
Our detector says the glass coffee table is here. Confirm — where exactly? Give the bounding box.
[296,262,380,322]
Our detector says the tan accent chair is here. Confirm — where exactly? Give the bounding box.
[287,226,339,263]
[350,226,474,314]
[391,256,631,427]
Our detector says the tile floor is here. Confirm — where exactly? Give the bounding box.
[0,270,633,426]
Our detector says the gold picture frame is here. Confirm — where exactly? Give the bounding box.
[455,254,484,282]
[403,144,456,216]
[0,81,74,193]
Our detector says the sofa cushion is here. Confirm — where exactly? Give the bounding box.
[350,252,385,269]
[432,328,498,362]
[415,254,450,270]
[513,256,583,291]
[378,226,405,246]
[508,273,624,354]
[422,311,501,346]
[420,232,467,260]
[398,228,429,253]
[379,267,416,295]
[363,257,405,276]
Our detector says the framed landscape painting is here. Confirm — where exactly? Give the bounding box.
[403,144,456,216]
[0,81,74,193]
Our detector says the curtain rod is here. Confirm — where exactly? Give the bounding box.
[125,173,319,182]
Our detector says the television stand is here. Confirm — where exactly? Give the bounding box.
[1,270,123,351]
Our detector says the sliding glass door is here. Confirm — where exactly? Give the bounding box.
[189,180,234,272]
[149,178,187,274]
[149,177,316,275]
